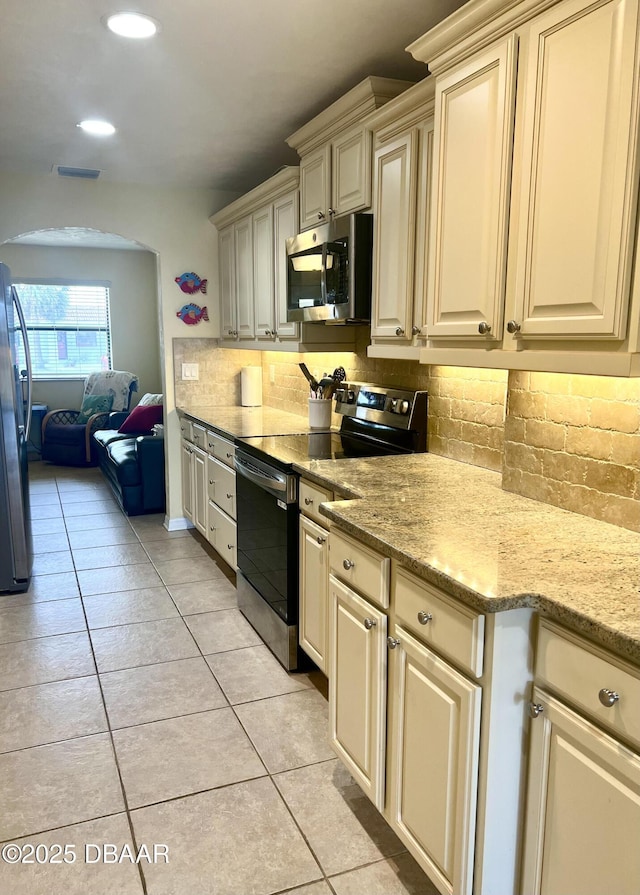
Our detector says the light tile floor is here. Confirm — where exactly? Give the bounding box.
[0,461,438,895]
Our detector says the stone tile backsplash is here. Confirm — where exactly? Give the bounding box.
[174,337,639,531]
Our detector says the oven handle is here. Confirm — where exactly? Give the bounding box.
[234,453,288,493]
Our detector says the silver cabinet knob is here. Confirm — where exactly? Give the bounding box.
[528,702,544,719]
[227,544,233,550]
[209,479,214,486]
[506,319,521,334]
[363,617,377,630]
[411,325,420,336]
[598,688,620,707]
[226,493,233,499]
[387,637,401,649]
[317,211,325,220]
[343,558,354,570]
[304,497,313,506]
[478,321,492,335]
[316,536,326,545]
[417,611,433,625]
[395,327,405,336]
[226,452,233,459]
[209,525,215,532]
[265,329,272,336]
[328,208,335,217]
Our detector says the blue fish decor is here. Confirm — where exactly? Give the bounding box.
[175,272,207,295]
[176,303,209,326]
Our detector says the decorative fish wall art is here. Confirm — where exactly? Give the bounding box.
[175,272,207,295]
[176,303,209,325]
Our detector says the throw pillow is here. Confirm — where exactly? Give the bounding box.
[138,393,163,406]
[76,394,114,425]
[118,403,163,434]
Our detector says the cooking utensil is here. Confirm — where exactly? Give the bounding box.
[299,363,320,394]
[332,366,346,383]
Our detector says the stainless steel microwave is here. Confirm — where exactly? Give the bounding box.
[285,213,373,324]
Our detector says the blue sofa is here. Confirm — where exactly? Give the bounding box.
[93,412,165,516]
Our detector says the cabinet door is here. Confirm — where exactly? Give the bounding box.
[389,626,481,895]
[511,0,640,340]
[299,515,329,672]
[208,501,237,571]
[191,445,207,537]
[329,574,387,810]
[273,189,300,340]
[332,127,372,215]
[371,131,418,341]
[413,120,435,338]
[181,439,193,522]
[427,36,517,339]
[300,145,331,230]
[253,204,275,340]
[522,688,640,895]
[218,226,236,340]
[233,215,255,339]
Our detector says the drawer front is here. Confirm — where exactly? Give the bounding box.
[394,566,484,678]
[191,423,206,449]
[300,479,334,527]
[208,501,237,570]
[206,455,236,519]
[179,417,192,442]
[207,431,235,468]
[330,529,389,610]
[536,620,640,748]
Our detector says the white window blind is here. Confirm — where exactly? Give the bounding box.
[14,280,112,379]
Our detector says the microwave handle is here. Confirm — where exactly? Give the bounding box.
[321,242,328,306]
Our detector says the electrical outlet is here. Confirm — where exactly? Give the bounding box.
[269,364,276,384]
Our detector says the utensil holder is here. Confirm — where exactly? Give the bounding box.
[308,398,332,430]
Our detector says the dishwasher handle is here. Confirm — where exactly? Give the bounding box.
[234,452,297,503]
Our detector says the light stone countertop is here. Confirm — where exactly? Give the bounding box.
[294,453,640,664]
[177,404,318,439]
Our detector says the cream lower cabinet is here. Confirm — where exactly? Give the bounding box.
[205,431,236,570]
[181,438,206,536]
[181,438,194,522]
[299,515,329,672]
[388,626,481,895]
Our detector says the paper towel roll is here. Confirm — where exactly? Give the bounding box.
[241,366,263,406]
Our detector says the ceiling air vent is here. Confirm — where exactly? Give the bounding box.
[55,165,102,180]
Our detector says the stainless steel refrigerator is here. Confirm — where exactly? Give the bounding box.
[0,261,33,593]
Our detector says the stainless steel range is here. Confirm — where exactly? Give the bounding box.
[234,383,428,669]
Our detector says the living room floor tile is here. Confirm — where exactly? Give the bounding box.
[67,526,138,550]
[32,550,75,576]
[130,777,321,895]
[142,537,209,563]
[73,543,150,571]
[0,571,81,610]
[152,555,226,586]
[185,609,262,654]
[64,511,125,532]
[100,657,226,729]
[113,708,266,808]
[0,814,144,895]
[77,562,163,596]
[167,578,237,615]
[31,517,67,536]
[0,733,124,841]
[329,854,439,895]
[0,676,107,754]
[32,533,70,554]
[0,599,86,645]
[0,632,96,692]
[205,644,311,705]
[274,759,406,877]
[90,618,199,672]
[234,689,334,773]
[83,586,179,629]
[62,498,119,517]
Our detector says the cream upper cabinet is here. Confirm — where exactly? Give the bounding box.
[218,225,236,340]
[273,189,300,340]
[252,204,275,340]
[299,145,331,230]
[233,215,255,340]
[510,0,640,341]
[371,131,418,341]
[332,127,373,216]
[426,36,517,341]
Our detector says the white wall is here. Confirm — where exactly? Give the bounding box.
[0,172,238,521]
[0,243,161,410]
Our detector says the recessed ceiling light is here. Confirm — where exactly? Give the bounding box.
[104,12,159,38]
[77,119,116,136]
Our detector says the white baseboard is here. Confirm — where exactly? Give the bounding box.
[164,515,194,531]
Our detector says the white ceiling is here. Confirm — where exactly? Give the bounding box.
[0,0,465,193]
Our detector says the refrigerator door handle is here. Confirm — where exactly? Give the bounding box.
[11,286,32,442]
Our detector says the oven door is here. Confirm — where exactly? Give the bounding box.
[234,450,299,626]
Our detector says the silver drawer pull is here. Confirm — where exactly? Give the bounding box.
[387,637,401,650]
[209,479,214,485]
[528,702,544,719]
[317,536,326,545]
[228,544,233,550]
[598,688,620,707]
[363,618,376,630]
[304,497,313,505]
[343,558,354,570]
[226,493,233,499]
[417,611,433,625]
[209,525,215,532]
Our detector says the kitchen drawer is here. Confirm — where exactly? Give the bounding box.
[191,423,206,449]
[206,455,236,519]
[206,430,235,468]
[300,479,334,527]
[393,566,484,678]
[330,529,389,610]
[208,500,237,571]
[536,620,640,748]
[179,417,192,442]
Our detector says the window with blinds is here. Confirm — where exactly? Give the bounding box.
[14,280,112,378]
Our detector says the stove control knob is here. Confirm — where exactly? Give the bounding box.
[399,400,410,414]
[390,399,398,413]
[347,390,356,404]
